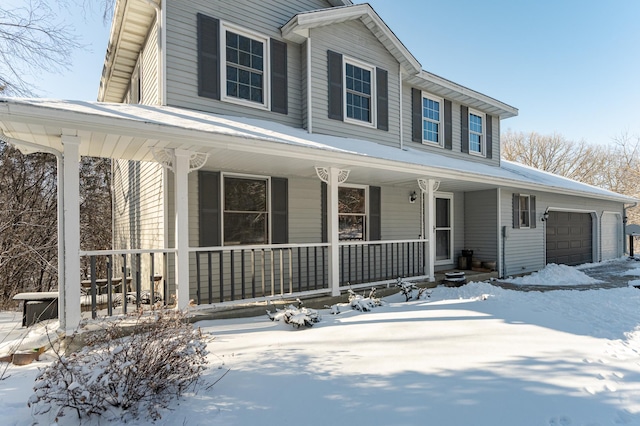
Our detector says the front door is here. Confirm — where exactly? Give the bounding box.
[435,194,453,265]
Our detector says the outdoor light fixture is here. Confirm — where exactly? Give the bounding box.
[409,191,417,203]
[541,208,550,222]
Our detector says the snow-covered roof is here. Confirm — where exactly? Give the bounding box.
[0,98,635,204]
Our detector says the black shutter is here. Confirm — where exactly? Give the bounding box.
[461,105,469,153]
[271,177,288,244]
[444,99,452,150]
[376,68,388,131]
[530,195,536,229]
[327,50,343,120]
[197,14,220,100]
[411,88,422,142]
[270,39,288,114]
[321,182,328,243]
[369,186,381,241]
[486,114,493,159]
[199,171,221,246]
[512,193,520,229]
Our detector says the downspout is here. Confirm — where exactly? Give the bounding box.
[307,37,313,133]
[140,0,164,105]
[398,64,403,150]
[0,132,66,332]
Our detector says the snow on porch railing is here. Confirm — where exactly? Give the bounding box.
[79,249,176,319]
[338,239,428,286]
[190,243,330,305]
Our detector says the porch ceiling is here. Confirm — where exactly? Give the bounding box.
[0,98,635,203]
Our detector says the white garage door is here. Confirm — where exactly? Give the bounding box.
[601,213,621,261]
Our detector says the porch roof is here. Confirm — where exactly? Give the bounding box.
[0,97,635,204]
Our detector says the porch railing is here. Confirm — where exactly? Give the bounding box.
[191,243,330,304]
[79,249,176,319]
[339,239,428,286]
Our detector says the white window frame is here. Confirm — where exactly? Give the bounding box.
[468,108,485,157]
[221,172,271,246]
[343,56,376,128]
[220,22,270,110]
[434,192,454,266]
[338,184,369,241]
[519,194,531,229]
[422,92,443,147]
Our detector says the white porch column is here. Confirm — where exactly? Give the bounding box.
[316,167,350,296]
[173,149,191,310]
[151,147,209,310]
[419,178,439,282]
[61,136,81,334]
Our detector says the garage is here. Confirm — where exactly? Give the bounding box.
[546,211,593,266]
[601,213,621,261]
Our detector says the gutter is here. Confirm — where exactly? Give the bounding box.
[0,131,67,334]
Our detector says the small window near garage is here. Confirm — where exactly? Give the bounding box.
[512,193,536,229]
[469,110,484,155]
[339,186,366,240]
[223,176,268,245]
[222,24,268,108]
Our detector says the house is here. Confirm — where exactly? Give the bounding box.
[0,0,636,333]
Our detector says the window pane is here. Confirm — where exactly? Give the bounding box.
[224,178,267,212]
[225,30,264,104]
[436,230,450,260]
[469,134,482,153]
[339,187,365,214]
[339,215,364,241]
[435,198,450,228]
[224,212,267,245]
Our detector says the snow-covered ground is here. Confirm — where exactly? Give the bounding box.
[2,258,640,425]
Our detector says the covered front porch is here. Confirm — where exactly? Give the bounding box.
[0,99,505,333]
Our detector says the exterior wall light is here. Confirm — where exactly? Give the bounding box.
[409,191,417,204]
[541,208,550,222]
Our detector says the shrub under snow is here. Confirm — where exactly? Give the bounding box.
[28,309,209,422]
[267,299,321,328]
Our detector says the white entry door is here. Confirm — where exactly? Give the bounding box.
[435,194,453,265]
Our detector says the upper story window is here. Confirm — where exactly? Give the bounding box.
[345,60,374,124]
[339,186,367,240]
[222,25,268,108]
[422,94,442,145]
[327,51,388,131]
[468,110,484,155]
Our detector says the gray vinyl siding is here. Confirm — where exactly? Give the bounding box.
[464,190,499,267]
[500,189,625,276]
[163,0,332,127]
[401,84,501,167]
[309,21,402,147]
[381,186,421,240]
[141,21,160,105]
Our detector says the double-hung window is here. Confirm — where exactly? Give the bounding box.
[223,176,268,245]
[338,186,367,240]
[422,94,442,145]
[519,195,530,228]
[223,25,268,108]
[344,58,375,126]
[469,110,484,155]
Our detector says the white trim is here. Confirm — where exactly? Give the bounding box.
[434,192,454,266]
[421,91,444,147]
[398,66,403,149]
[220,22,271,111]
[342,55,376,128]
[468,108,485,157]
[306,38,313,133]
[221,172,271,246]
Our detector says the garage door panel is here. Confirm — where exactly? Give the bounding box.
[546,211,592,266]
[601,213,620,261]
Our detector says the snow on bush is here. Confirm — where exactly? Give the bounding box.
[504,263,603,286]
[328,287,383,314]
[395,278,431,301]
[28,309,209,422]
[267,299,320,328]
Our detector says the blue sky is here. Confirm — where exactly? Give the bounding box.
[29,0,640,147]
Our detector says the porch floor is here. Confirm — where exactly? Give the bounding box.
[189,268,499,322]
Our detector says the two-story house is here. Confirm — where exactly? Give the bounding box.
[0,0,636,331]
